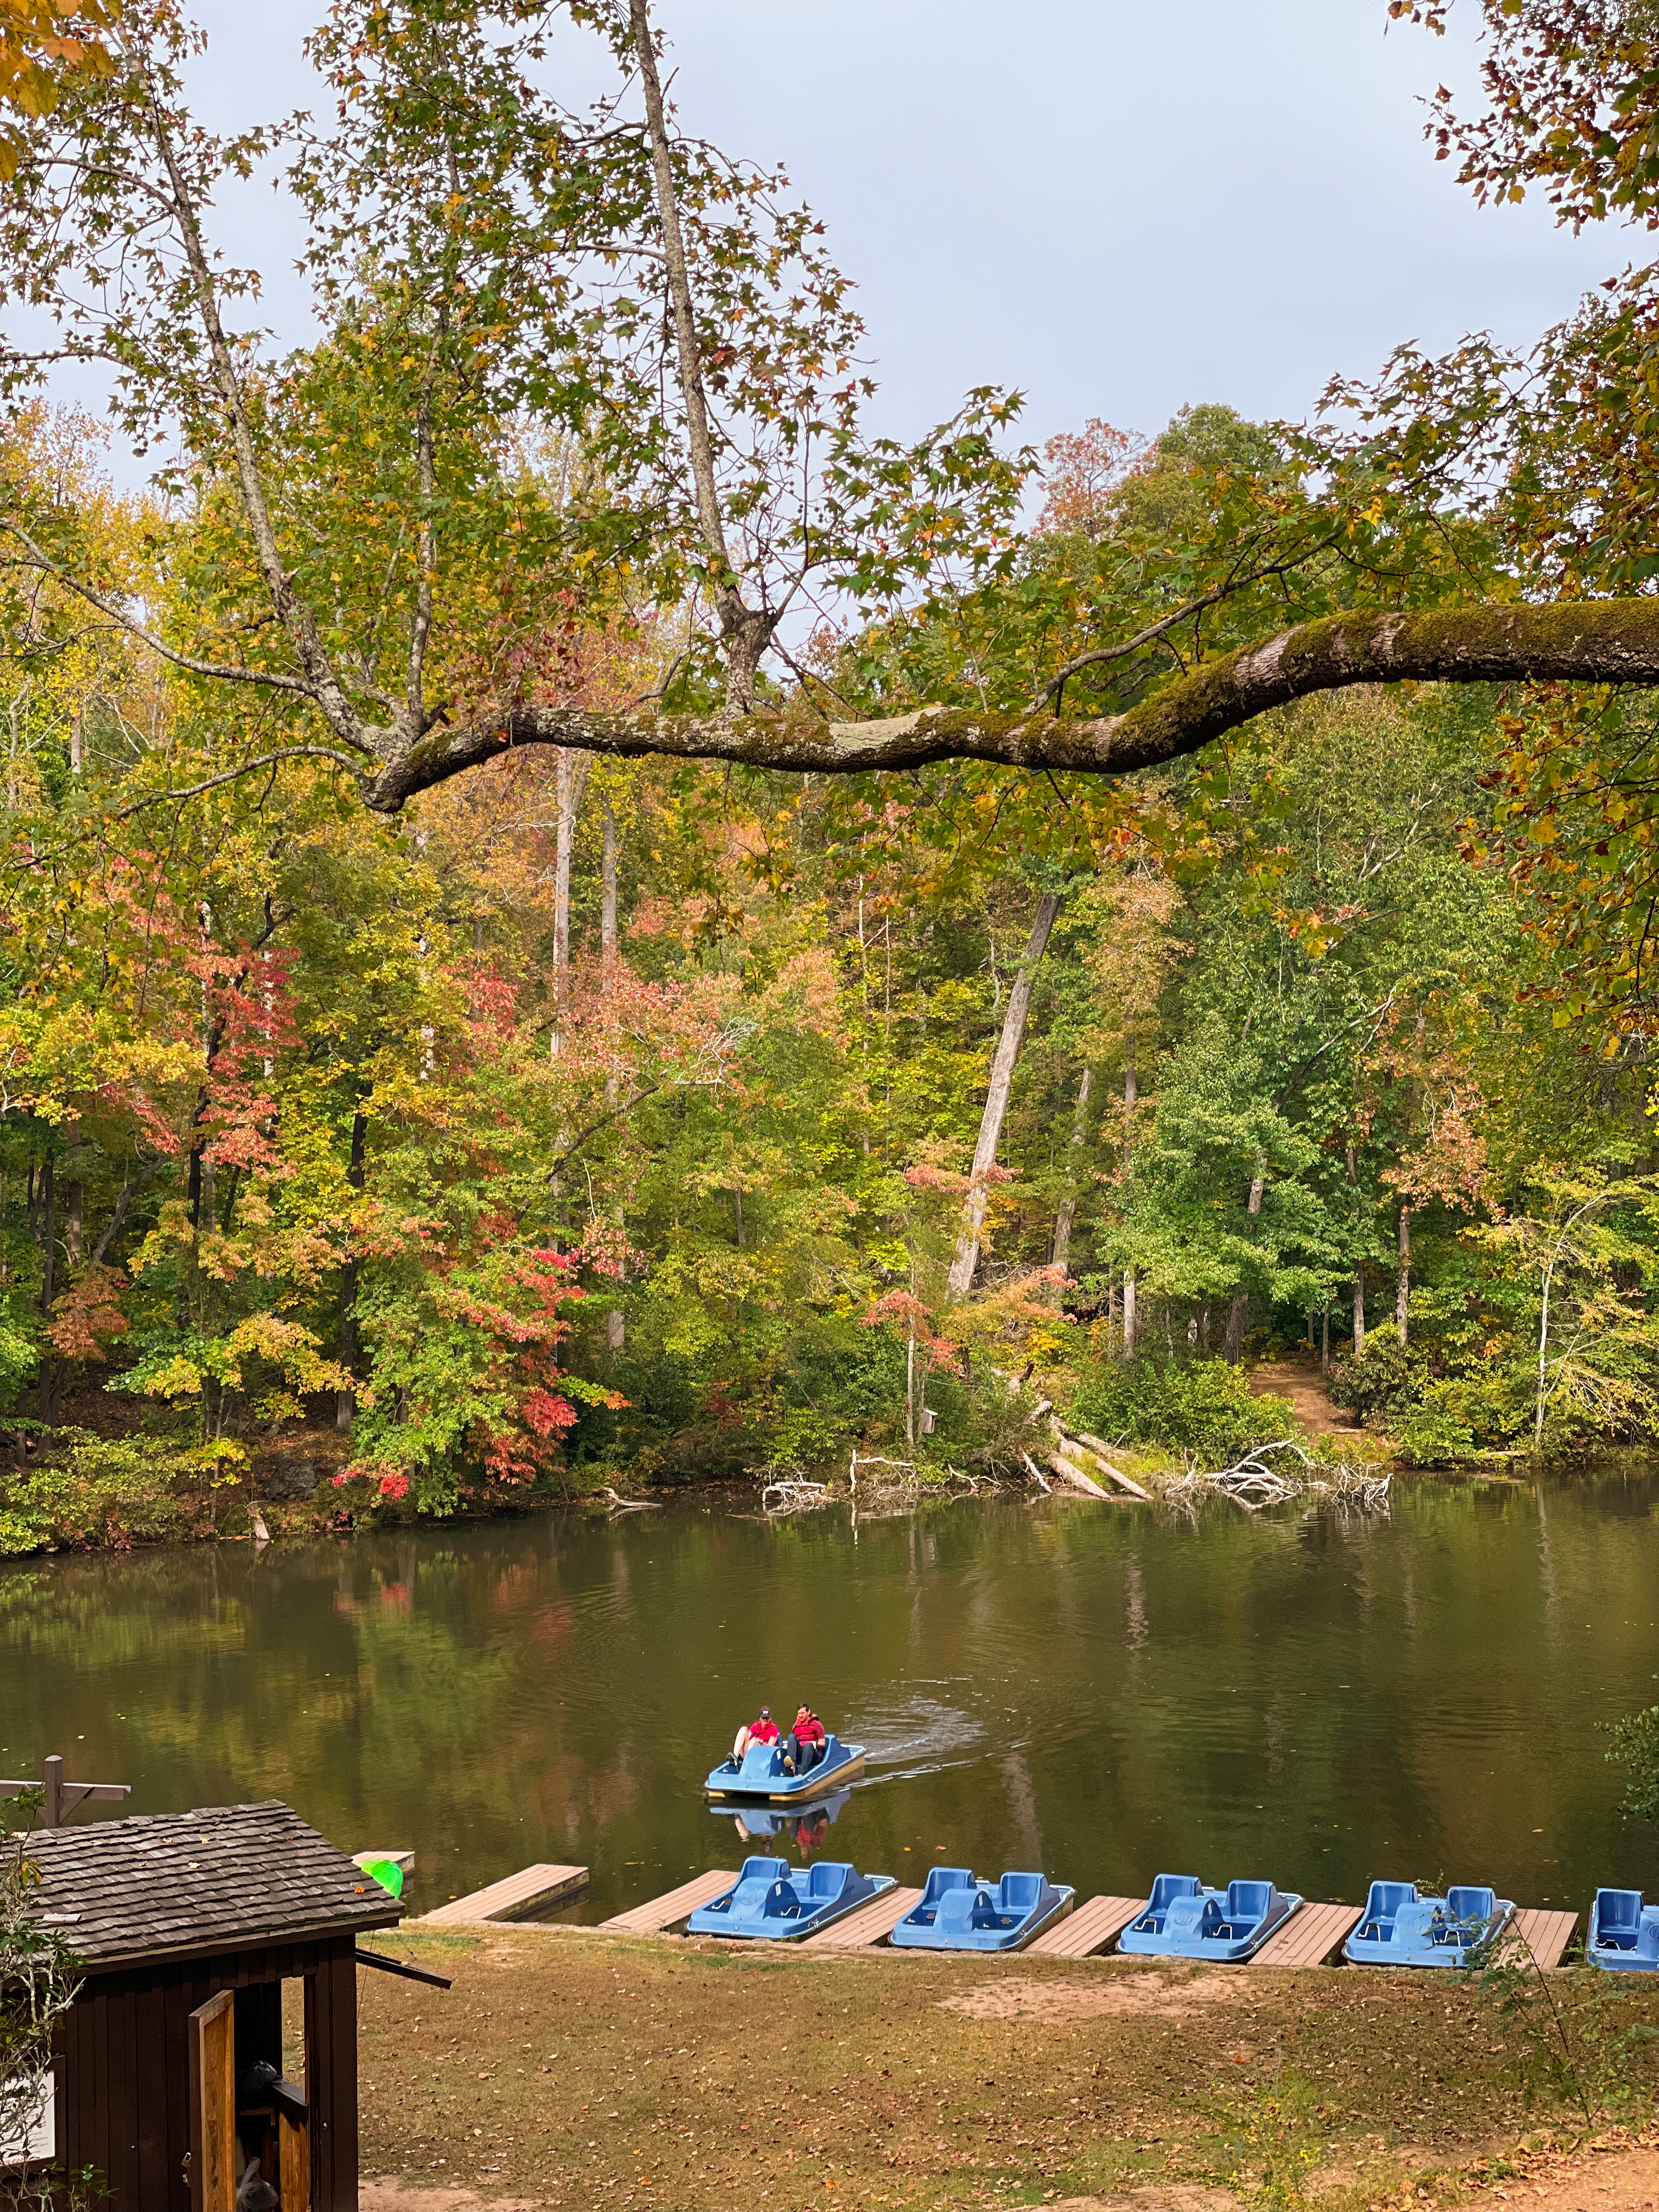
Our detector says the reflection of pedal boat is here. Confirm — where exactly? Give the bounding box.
[1586,1888,1659,1970]
[709,1787,853,1841]
[889,1867,1074,1953]
[1342,1881,1514,1967]
[703,1735,865,1802]
[1118,1875,1301,1963]
[686,1857,895,1941]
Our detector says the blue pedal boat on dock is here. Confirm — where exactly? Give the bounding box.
[1587,1888,1659,1971]
[704,1734,865,1804]
[1342,1881,1514,1968]
[685,1856,894,1941]
[888,1867,1074,1953]
[1118,1875,1302,1963]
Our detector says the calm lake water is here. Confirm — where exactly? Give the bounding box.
[3,1473,1657,1923]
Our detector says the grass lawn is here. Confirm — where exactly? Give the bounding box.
[353,1925,1659,2211]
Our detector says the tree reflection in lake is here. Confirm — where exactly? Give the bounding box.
[2,1473,1657,1922]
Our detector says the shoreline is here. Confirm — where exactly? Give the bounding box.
[0,1444,1594,1565]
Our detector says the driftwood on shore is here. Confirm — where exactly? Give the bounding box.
[761,1477,833,1515]
[1164,1441,1391,1514]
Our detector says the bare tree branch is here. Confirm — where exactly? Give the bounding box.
[0,527,320,698]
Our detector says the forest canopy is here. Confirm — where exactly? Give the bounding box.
[3,0,1659,1543]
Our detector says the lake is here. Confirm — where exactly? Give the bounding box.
[3,1471,1657,1924]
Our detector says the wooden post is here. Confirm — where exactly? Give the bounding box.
[279,2111,312,2212]
[0,1754,129,1827]
[188,1991,235,2212]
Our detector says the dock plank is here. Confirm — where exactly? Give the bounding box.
[422,1863,589,1926]
[1027,1895,1146,1959]
[601,1869,738,1936]
[1250,1901,1363,1970]
[1514,1908,1579,1972]
[803,1886,924,1950]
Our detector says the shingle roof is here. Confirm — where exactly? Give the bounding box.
[19,1800,402,1968]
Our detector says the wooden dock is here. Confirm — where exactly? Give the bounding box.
[1514,1908,1579,1971]
[421,1863,589,1925]
[460,1862,1582,1974]
[1027,1894,1146,1957]
[1250,1901,1364,1969]
[601,1869,737,1934]
[803,1886,923,1949]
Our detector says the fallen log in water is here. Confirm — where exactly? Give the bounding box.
[1046,1447,1111,1498]
[1045,1418,1151,1499]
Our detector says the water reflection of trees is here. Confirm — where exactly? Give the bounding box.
[2,1478,1657,1911]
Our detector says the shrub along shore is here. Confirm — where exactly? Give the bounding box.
[0,1350,1421,1558]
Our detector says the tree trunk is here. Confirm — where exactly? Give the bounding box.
[1396,1203,1411,1344]
[601,791,619,980]
[1048,1064,1093,1276]
[945,890,1062,1298]
[1321,1305,1330,1374]
[1120,1042,1138,1350]
[335,1110,367,1431]
[37,1153,54,1317]
[1223,1171,1265,1364]
[600,790,627,1350]
[628,0,775,703]
[905,1317,916,1450]
[1347,1139,1365,1351]
[551,748,591,1055]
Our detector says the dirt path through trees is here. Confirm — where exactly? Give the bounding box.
[1248,1357,1360,1441]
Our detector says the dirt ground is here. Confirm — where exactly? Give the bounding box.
[353,1926,1659,2212]
[1246,1359,1362,1442]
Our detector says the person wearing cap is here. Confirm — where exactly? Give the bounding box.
[731,1706,780,1763]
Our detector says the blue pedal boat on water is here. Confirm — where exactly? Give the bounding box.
[685,1856,895,1941]
[888,1867,1074,1953]
[704,1734,865,1804]
[1587,1888,1659,1971]
[1342,1881,1514,1968]
[1118,1875,1302,1963]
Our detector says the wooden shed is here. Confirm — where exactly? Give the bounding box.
[24,1801,403,2212]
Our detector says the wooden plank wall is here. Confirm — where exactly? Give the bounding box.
[57,1937,351,2212]
[304,1934,359,2212]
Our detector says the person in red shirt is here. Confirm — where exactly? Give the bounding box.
[731,1707,779,1763]
[783,1705,827,1774]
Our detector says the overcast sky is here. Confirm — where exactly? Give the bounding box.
[63,0,1633,468]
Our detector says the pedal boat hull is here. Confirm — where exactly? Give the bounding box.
[1117,1875,1302,1964]
[1342,1881,1515,1968]
[1587,1887,1659,1971]
[686,1857,895,1942]
[704,1734,866,1803]
[888,1867,1075,1953]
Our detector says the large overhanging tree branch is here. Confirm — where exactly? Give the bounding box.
[8,2,1659,821]
[358,596,1659,810]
